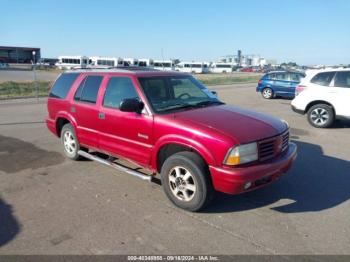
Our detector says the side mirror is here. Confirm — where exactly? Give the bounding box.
[211,90,218,96]
[120,98,144,114]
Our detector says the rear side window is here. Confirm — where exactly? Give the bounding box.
[74,75,103,104]
[311,72,335,86]
[268,73,276,79]
[334,71,350,88]
[49,73,79,99]
[290,73,302,82]
[103,77,139,109]
[275,73,288,80]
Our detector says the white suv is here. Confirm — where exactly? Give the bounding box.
[291,69,350,128]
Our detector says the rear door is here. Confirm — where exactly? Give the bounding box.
[97,75,154,167]
[274,72,291,96]
[289,73,303,96]
[71,74,104,149]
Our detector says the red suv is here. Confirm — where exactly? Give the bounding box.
[46,68,297,211]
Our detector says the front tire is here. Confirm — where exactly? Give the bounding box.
[61,123,83,160]
[160,151,214,212]
[307,104,334,128]
[262,87,273,99]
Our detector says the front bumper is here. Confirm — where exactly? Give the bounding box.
[209,142,297,195]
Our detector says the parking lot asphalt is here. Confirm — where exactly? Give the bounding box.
[0,83,349,255]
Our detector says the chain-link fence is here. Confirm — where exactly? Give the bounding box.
[0,68,59,100]
[0,81,52,99]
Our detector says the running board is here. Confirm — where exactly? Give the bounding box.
[78,150,153,182]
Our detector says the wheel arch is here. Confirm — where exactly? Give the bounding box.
[263,86,273,91]
[305,100,336,115]
[152,138,216,173]
[55,112,78,137]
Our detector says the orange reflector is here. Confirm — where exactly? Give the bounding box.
[226,155,240,165]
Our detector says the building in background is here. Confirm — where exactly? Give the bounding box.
[0,46,41,64]
[220,50,275,67]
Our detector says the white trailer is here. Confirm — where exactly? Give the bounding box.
[153,60,175,71]
[89,56,118,67]
[55,55,89,69]
[202,62,211,73]
[123,58,139,66]
[138,58,154,67]
[175,62,205,74]
[210,63,234,73]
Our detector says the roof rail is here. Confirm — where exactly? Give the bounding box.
[111,66,160,71]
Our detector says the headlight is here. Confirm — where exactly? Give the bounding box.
[224,142,258,166]
[281,119,290,129]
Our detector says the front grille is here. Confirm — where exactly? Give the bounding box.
[259,138,275,161]
[281,131,289,152]
[258,130,289,162]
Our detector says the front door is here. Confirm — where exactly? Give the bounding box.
[97,76,154,167]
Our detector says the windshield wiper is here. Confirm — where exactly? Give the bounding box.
[157,101,224,112]
[194,100,225,107]
[157,103,196,112]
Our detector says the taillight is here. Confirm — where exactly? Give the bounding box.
[295,85,306,96]
[258,79,262,84]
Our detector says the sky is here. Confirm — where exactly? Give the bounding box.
[2,0,350,65]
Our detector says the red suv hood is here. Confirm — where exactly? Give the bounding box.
[173,104,287,144]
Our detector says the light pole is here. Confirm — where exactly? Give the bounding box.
[32,51,38,100]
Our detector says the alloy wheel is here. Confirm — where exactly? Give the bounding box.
[263,88,272,98]
[310,108,329,126]
[168,166,196,202]
[63,130,76,155]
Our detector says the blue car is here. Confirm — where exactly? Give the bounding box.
[256,71,305,99]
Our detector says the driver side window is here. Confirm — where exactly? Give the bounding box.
[103,77,139,109]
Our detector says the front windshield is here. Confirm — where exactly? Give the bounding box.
[138,75,223,113]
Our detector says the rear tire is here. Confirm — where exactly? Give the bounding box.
[160,151,214,212]
[262,87,273,99]
[61,123,84,160]
[307,104,334,128]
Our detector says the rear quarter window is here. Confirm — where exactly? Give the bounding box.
[49,73,79,99]
[311,72,336,86]
[334,71,350,88]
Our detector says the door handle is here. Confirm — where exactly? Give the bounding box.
[98,112,105,120]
